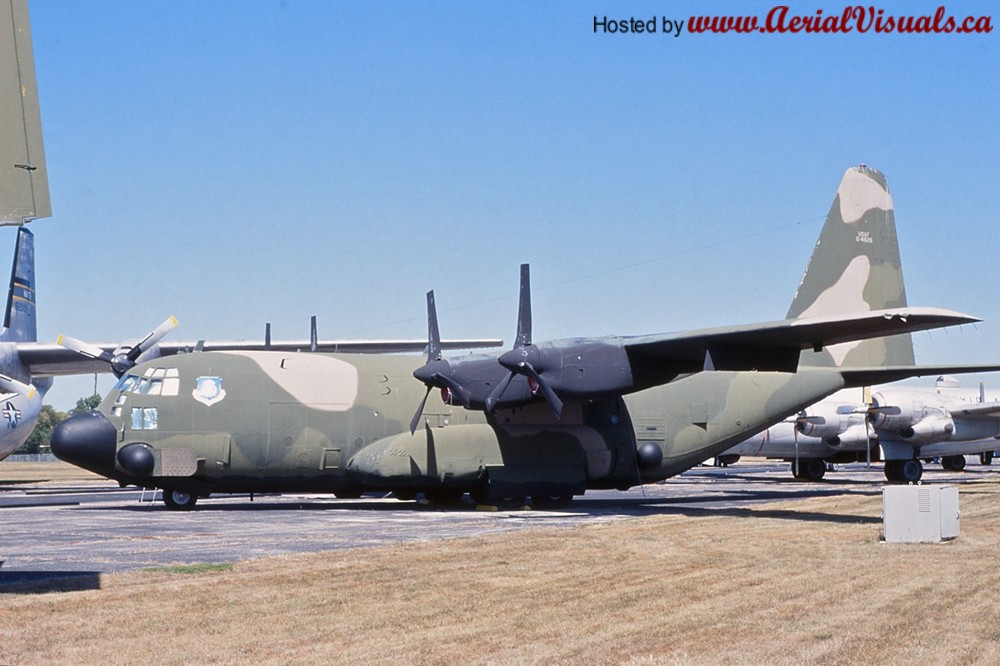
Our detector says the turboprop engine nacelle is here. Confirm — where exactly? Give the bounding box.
[899,417,955,443]
[798,403,858,440]
[824,422,870,449]
[870,391,925,431]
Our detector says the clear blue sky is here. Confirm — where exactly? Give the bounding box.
[20,0,1000,410]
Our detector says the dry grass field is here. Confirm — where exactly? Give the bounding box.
[0,460,104,484]
[3,470,1000,664]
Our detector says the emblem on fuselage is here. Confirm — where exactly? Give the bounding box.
[2,401,20,428]
[193,376,227,406]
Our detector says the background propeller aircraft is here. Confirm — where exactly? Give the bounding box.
[50,165,990,508]
[872,377,1000,477]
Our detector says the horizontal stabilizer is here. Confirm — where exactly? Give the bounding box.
[838,364,1000,388]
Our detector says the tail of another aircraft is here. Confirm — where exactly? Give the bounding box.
[0,0,51,223]
[788,165,915,368]
[1,226,35,342]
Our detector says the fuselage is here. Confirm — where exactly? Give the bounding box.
[51,350,849,504]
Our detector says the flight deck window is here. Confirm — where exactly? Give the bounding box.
[117,368,180,396]
[118,375,140,393]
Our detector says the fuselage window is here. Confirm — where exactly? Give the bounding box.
[130,406,159,430]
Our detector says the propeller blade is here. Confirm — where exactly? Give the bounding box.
[515,264,531,347]
[409,386,432,435]
[436,373,471,408]
[519,361,563,418]
[56,334,112,362]
[484,371,515,413]
[127,315,179,362]
[426,290,442,362]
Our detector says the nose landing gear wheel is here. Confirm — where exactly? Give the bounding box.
[163,489,198,510]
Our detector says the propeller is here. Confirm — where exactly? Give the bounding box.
[409,291,471,434]
[58,316,179,378]
[484,264,563,418]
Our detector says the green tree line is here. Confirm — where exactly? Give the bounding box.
[15,394,102,454]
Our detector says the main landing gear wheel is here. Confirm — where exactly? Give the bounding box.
[884,459,923,483]
[423,488,464,505]
[162,489,198,511]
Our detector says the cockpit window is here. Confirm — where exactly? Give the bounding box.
[116,369,180,397]
[116,375,141,393]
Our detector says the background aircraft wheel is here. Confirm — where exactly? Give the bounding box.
[980,451,994,466]
[802,460,826,481]
[899,460,923,483]
[942,455,966,472]
[883,461,900,482]
[333,490,363,499]
[162,489,197,511]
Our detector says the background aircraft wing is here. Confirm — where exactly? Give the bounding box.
[947,402,1000,419]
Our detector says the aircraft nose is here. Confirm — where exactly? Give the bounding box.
[50,410,117,475]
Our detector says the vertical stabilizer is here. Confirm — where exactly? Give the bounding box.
[789,165,914,367]
[2,226,35,342]
[0,0,50,222]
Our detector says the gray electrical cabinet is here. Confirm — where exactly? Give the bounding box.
[883,485,960,543]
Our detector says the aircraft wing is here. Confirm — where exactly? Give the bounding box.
[947,402,1000,419]
[622,307,979,375]
[19,338,503,378]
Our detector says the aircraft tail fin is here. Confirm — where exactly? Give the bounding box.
[0,0,50,223]
[2,226,35,342]
[788,165,914,368]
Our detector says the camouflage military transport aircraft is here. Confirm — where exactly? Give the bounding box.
[50,167,992,507]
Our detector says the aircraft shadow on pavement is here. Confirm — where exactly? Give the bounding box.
[0,569,102,594]
[67,484,887,527]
